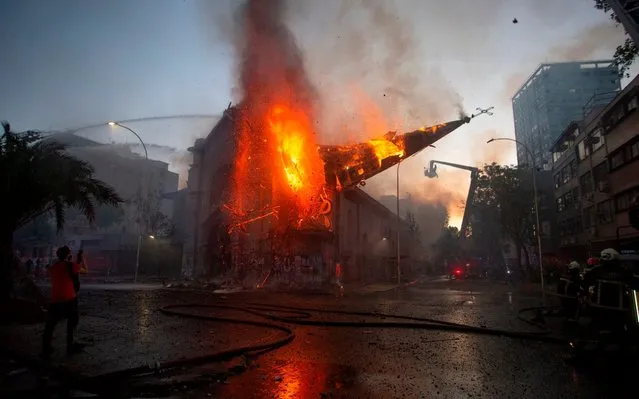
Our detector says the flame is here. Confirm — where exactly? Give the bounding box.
[368,138,404,167]
[267,104,325,211]
[269,105,313,192]
[419,123,447,134]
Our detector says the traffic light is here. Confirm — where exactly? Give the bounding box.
[630,208,639,230]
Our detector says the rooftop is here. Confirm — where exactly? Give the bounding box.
[512,60,617,101]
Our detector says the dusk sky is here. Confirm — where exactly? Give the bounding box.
[1,0,634,226]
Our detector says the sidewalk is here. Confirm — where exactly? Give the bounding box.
[343,278,419,295]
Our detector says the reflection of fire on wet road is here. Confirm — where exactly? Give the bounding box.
[219,359,360,399]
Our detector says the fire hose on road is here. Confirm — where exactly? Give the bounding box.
[4,302,567,397]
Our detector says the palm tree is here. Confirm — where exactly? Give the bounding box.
[0,121,122,299]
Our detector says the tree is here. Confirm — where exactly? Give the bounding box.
[130,183,174,238]
[0,121,122,299]
[594,0,638,77]
[473,163,535,276]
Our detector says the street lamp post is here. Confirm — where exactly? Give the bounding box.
[487,137,546,306]
[396,161,401,285]
[134,235,154,283]
[108,122,148,160]
[109,121,152,283]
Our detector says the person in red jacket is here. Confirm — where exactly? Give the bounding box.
[41,246,83,358]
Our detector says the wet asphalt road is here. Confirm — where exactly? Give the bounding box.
[2,279,637,398]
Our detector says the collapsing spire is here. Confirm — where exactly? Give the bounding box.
[319,116,472,190]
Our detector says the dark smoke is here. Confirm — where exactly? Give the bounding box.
[235,0,318,113]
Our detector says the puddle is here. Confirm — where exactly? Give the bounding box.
[213,360,358,398]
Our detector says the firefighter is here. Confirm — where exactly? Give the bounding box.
[557,261,582,320]
[583,248,629,333]
[41,246,84,358]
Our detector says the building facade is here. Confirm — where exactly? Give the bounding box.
[15,133,180,275]
[185,107,414,284]
[551,75,639,260]
[513,61,621,167]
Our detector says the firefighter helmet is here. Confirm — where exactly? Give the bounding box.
[600,248,621,262]
[587,257,600,266]
[568,261,580,270]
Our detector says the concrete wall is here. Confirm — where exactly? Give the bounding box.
[339,189,413,283]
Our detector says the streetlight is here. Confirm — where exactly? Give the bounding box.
[109,121,152,281]
[135,234,155,283]
[486,137,545,306]
[396,161,401,285]
[107,121,148,160]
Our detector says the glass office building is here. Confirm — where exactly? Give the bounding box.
[512,61,621,167]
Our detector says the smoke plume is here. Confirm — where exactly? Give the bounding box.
[502,20,625,104]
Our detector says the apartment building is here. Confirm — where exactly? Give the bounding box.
[551,76,639,259]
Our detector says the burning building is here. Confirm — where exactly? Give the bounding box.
[180,0,474,285]
[183,106,471,285]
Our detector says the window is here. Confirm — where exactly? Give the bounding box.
[561,166,571,184]
[616,192,630,212]
[554,173,561,189]
[560,217,583,237]
[580,171,593,194]
[610,149,626,170]
[564,191,574,208]
[590,128,605,152]
[597,200,614,225]
[569,159,577,176]
[573,217,583,234]
[578,140,591,160]
[610,107,625,124]
[628,97,638,111]
[553,151,562,164]
[631,141,639,159]
[584,205,596,227]
[556,197,565,213]
[615,186,639,212]
[593,162,608,186]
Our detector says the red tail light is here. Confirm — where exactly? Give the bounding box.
[454,268,462,275]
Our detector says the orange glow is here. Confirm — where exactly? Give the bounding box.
[268,105,322,195]
[368,138,404,167]
[448,213,463,229]
[230,101,326,231]
[419,123,447,134]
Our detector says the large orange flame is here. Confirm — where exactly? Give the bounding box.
[368,138,404,167]
[268,104,325,213]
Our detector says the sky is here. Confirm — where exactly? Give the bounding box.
[0,0,634,228]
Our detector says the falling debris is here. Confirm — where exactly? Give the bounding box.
[512,18,518,24]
